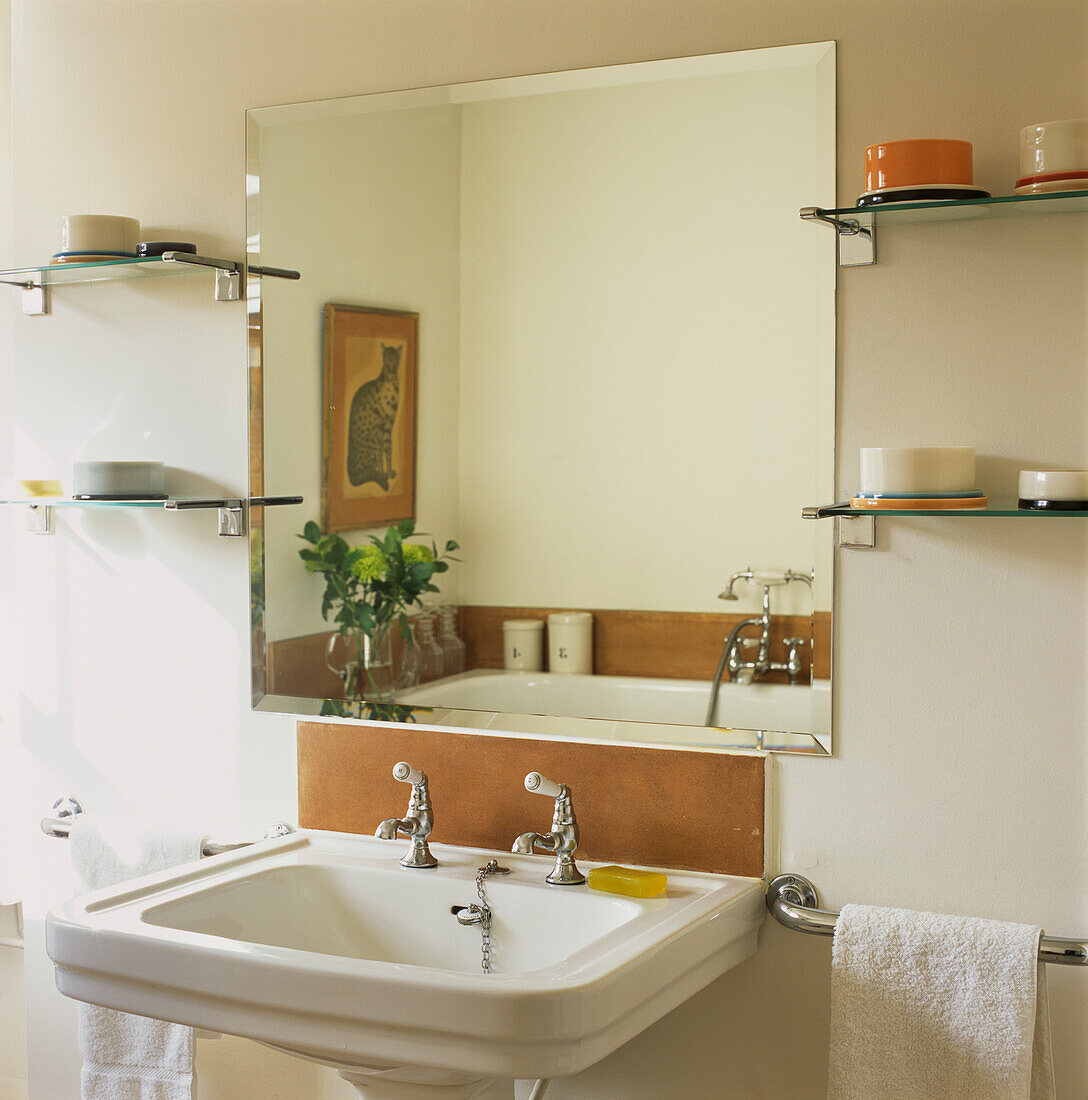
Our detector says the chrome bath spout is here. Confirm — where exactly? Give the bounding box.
[705,616,763,725]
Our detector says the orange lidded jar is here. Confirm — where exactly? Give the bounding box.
[864,138,973,193]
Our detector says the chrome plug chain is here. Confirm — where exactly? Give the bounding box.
[475,859,509,973]
[451,859,511,973]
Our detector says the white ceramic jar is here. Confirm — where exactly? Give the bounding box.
[546,611,593,674]
[859,446,975,494]
[502,619,544,671]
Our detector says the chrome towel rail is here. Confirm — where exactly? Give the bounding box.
[767,874,1088,967]
[40,797,294,858]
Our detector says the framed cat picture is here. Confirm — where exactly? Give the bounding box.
[321,303,418,533]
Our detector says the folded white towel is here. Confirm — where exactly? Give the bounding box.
[828,903,1054,1100]
[69,814,205,1100]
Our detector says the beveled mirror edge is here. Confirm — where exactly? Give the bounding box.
[245,42,837,757]
[258,695,831,756]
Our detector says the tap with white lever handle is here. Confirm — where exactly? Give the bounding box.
[375,762,438,868]
[512,772,586,885]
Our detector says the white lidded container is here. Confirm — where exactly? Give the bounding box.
[72,460,166,500]
[1018,469,1088,508]
[859,446,975,494]
[547,611,593,674]
[502,619,544,671]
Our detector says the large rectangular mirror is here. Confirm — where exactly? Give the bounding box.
[248,41,836,754]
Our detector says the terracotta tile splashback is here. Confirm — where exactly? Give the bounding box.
[297,721,765,877]
[460,606,828,683]
[270,609,830,700]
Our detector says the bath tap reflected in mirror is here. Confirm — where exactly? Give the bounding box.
[705,569,814,726]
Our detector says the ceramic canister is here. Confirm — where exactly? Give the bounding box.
[1018,118,1088,183]
[859,447,975,495]
[864,139,973,192]
[59,215,141,256]
[547,612,593,675]
[72,460,166,499]
[1018,470,1088,503]
[502,619,545,671]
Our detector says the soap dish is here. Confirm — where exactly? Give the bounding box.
[850,494,989,510]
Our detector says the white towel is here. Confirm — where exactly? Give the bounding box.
[69,814,205,1100]
[828,903,1055,1100]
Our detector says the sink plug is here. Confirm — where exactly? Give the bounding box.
[376,761,437,868]
[451,860,512,973]
[512,772,585,885]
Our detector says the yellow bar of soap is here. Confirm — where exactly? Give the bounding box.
[586,865,667,898]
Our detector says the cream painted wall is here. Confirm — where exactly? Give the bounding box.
[258,106,464,642]
[457,55,833,614]
[2,2,1087,1099]
[0,5,26,1097]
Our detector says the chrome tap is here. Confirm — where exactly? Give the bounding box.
[783,637,807,682]
[705,568,813,725]
[376,761,438,868]
[512,772,585,885]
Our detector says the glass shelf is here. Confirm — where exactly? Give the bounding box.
[1,496,211,508]
[0,253,254,313]
[808,500,1088,519]
[813,188,1088,226]
[0,257,206,287]
[802,189,1088,266]
[2,495,303,537]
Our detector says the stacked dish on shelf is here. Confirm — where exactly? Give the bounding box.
[72,460,167,501]
[853,119,1088,207]
[857,139,990,208]
[1015,118,1088,194]
[852,447,987,510]
[48,214,200,266]
[51,215,142,265]
[1018,470,1088,511]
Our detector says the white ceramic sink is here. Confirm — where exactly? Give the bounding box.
[47,831,764,1096]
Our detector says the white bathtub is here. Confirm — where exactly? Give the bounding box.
[400,669,830,751]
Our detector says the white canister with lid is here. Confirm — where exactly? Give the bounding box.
[502,619,544,671]
[547,611,593,674]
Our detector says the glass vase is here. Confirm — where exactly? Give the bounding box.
[326,628,396,702]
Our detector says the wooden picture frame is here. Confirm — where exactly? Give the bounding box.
[321,304,418,533]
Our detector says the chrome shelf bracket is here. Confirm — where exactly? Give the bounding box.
[163,494,303,538]
[802,505,875,550]
[837,514,876,549]
[164,496,246,537]
[220,500,246,537]
[161,252,242,302]
[26,502,54,535]
[799,206,875,267]
[1,277,47,315]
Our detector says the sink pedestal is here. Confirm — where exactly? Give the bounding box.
[337,1065,513,1099]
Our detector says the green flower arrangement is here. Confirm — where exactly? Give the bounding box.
[298,519,459,703]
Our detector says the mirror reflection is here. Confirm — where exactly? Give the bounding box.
[249,42,837,753]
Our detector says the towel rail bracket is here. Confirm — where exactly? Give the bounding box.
[766,872,1088,967]
[40,795,296,858]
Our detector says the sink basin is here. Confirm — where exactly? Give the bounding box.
[47,831,764,1095]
